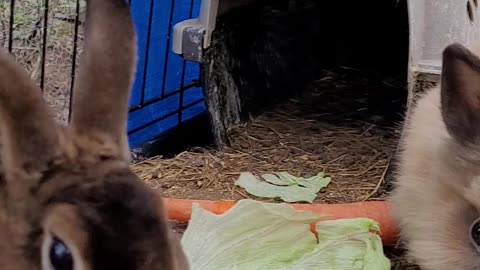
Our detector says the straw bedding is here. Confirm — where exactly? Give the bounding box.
[131,67,418,269]
[131,67,405,203]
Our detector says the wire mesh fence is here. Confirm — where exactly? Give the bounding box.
[2,0,206,148]
[1,0,83,123]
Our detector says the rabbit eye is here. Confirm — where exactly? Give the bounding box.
[49,237,73,270]
[471,220,480,247]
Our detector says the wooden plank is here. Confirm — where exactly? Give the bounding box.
[182,87,203,107]
[163,0,193,95]
[129,0,153,107]
[128,114,179,148]
[144,0,174,101]
[127,0,205,148]
[127,94,180,132]
[182,102,207,123]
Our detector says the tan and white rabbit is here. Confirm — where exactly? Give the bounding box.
[0,0,189,270]
[389,43,480,270]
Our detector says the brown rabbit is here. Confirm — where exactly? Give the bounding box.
[0,0,189,270]
[389,43,480,270]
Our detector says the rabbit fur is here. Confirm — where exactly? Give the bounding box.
[389,43,480,270]
[0,0,189,270]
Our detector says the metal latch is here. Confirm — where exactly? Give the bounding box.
[172,0,219,62]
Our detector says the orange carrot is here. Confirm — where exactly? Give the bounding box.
[162,198,399,246]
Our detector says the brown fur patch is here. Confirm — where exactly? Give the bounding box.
[45,167,177,270]
[0,0,188,269]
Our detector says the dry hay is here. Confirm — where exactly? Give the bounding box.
[131,67,403,203]
[132,119,393,203]
[133,67,410,267]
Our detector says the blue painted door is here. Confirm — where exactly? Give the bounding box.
[127,0,207,148]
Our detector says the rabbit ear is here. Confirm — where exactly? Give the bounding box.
[0,51,60,177]
[0,52,59,173]
[69,0,137,160]
[441,43,480,146]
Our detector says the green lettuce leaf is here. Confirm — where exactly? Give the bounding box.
[181,199,391,270]
[235,172,331,203]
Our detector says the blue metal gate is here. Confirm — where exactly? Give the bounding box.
[127,0,207,148]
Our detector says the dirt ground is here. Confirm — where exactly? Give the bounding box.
[132,67,420,269]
